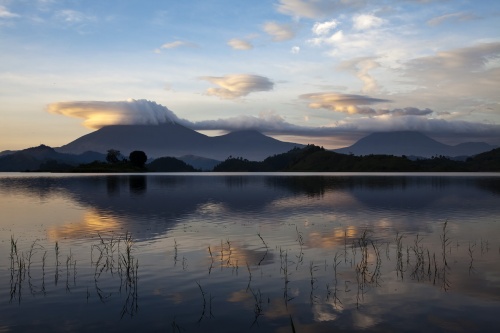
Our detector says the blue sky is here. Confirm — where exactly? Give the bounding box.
[1,0,500,151]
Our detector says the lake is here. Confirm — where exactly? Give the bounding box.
[1,172,499,332]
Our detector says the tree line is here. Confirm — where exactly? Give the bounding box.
[39,144,500,173]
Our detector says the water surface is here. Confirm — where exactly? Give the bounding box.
[1,173,499,332]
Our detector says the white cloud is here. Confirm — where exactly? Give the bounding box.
[47,99,186,129]
[307,30,344,46]
[263,21,295,41]
[312,20,339,35]
[227,38,253,50]
[291,46,301,54]
[200,74,274,99]
[0,5,19,18]
[352,14,385,30]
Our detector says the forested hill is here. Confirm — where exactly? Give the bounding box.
[213,145,500,172]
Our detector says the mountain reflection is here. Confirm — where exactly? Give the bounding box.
[0,174,499,242]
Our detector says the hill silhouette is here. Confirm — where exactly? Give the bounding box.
[213,145,500,172]
[334,131,495,158]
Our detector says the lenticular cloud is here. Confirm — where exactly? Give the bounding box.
[47,99,185,129]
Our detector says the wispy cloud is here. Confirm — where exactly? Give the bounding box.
[55,9,95,24]
[399,42,500,112]
[338,57,381,93]
[0,5,19,18]
[160,40,197,49]
[276,0,366,19]
[263,22,295,41]
[227,38,253,50]
[427,11,478,26]
[155,40,198,54]
[200,74,274,99]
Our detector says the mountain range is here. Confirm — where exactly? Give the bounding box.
[334,131,496,158]
[0,124,497,172]
[55,124,497,160]
[56,123,302,161]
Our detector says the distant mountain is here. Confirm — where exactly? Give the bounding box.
[0,145,105,171]
[57,123,303,161]
[0,150,16,157]
[334,131,496,158]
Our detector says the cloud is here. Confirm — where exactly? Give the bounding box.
[276,0,366,19]
[160,41,196,49]
[377,107,434,117]
[427,12,478,26]
[312,20,339,35]
[188,110,500,145]
[263,22,295,41]
[200,74,274,99]
[331,116,500,143]
[47,99,187,129]
[0,5,19,18]
[307,30,344,46]
[352,14,386,30]
[227,38,253,50]
[189,112,304,133]
[300,92,390,114]
[55,9,95,24]
[338,57,381,93]
[46,98,500,145]
[399,42,500,111]
[291,46,300,54]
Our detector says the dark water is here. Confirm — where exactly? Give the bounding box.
[1,172,499,332]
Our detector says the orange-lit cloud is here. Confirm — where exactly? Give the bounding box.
[300,92,390,115]
[201,74,274,99]
[227,38,253,50]
[47,99,185,129]
[338,57,381,93]
[263,21,296,41]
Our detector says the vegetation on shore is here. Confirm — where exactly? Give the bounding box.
[15,144,500,173]
[213,145,500,172]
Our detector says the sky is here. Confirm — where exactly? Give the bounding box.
[1,0,500,151]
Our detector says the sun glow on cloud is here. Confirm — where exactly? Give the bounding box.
[300,92,390,115]
[47,99,182,129]
[200,74,274,99]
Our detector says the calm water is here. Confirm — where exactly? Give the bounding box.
[1,172,499,332]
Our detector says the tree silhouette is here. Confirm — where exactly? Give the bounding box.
[106,149,121,164]
[129,151,147,168]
